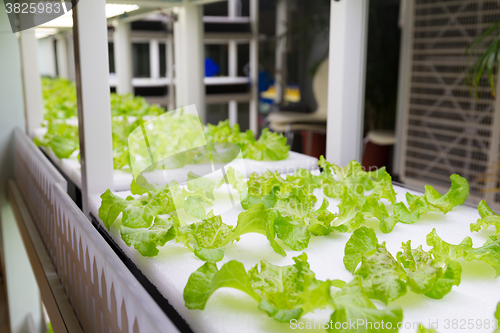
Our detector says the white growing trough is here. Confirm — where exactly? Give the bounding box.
[89,169,500,333]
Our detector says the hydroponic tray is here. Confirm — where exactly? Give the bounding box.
[39,145,318,192]
[88,172,499,333]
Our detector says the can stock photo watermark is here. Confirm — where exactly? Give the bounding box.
[3,0,77,33]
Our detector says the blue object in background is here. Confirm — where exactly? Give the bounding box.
[259,70,274,104]
[205,58,220,77]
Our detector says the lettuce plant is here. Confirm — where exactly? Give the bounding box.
[183,253,403,330]
[344,226,500,304]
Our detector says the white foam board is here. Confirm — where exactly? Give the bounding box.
[88,174,499,333]
[39,144,318,191]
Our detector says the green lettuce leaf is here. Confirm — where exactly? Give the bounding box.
[344,226,379,273]
[205,120,289,161]
[470,200,500,234]
[274,215,311,251]
[426,229,471,265]
[423,260,462,299]
[495,301,500,333]
[184,253,334,323]
[120,215,176,256]
[183,260,260,310]
[229,204,286,257]
[346,227,464,302]
[99,189,128,230]
[424,174,469,213]
[319,156,397,204]
[464,234,500,276]
[384,175,469,230]
[328,277,403,333]
[189,215,231,261]
[355,245,407,304]
[249,253,332,322]
[417,326,438,333]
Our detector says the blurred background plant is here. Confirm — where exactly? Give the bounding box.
[466,20,500,195]
[466,20,500,98]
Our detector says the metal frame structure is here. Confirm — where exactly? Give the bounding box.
[11,0,262,327]
[72,0,115,216]
[39,0,260,130]
[10,0,374,329]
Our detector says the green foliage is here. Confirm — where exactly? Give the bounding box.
[45,323,54,333]
[183,260,260,310]
[417,326,438,333]
[95,154,480,331]
[184,253,402,329]
[205,120,289,161]
[385,175,469,230]
[41,77,77,119]
[470,200,500,234]
[37,79,290,167]
[98,152,470,260]
[34,120,79,158]
[98,168,303,260]
[328,278,403,333]
[495,301,500,333]
[465,20,500,98]
[345,226,500,304]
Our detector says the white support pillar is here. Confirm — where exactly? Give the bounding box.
[228,39,238,125]
[228,0,241,19]
[325,0,369,166]
[73,0,114,216]
[174,4,205,121]
[249,0,259,133]
[38,36,57,77]
[150,39,160,80]
[166,33,175,110]
[229,101,238,125]
[394,0,412,176]
[67,33,76,80]
[228,40,237,77]
[274,0,287,104]
[19,28,43,138]
[113,20,133,95]
[55,33,69,79]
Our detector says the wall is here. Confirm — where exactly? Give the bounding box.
[0,9,42,333]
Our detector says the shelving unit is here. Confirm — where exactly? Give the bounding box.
[5,0,374,331]
[38,0,260,130]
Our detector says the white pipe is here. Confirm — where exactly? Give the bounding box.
[73,0,115,215]
[166,34,175,110]
[174,4,206,121]
[19,28,43,138]
[228,39,238,125]
[150,39,160,80]
[249,0,259,133]
[229,100,238,125]
[274,0,287,104]
[113,20,133,94]
[55,33,69,79]
[325,0,369,165]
